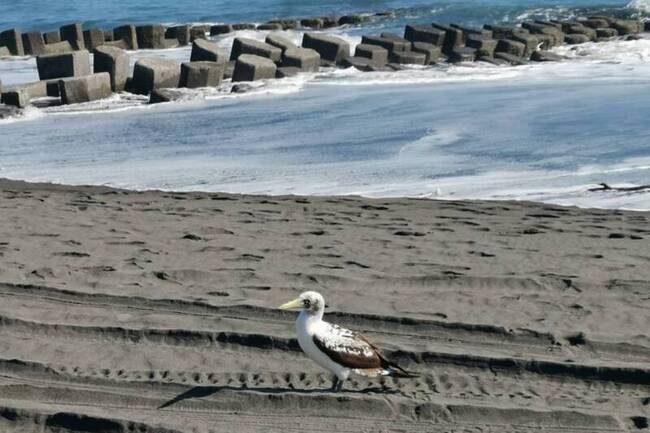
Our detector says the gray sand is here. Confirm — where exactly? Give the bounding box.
[0,178,648,432]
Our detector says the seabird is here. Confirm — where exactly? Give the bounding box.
[279,291,417,392]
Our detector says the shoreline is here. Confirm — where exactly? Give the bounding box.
[1,175,649,212]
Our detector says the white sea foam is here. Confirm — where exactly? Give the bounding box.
[515,7,573,22]
[0,105,44,124]
[627,0,650,12]
[7,155,648,210]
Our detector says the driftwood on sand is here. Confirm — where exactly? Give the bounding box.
[589,182,650,193]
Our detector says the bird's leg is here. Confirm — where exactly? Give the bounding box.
[335,378,344,392]
[330,376,341,392]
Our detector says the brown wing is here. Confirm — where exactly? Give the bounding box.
[312,324,382,369]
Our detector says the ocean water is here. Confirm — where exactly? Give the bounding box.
[1,0,650,209]
[0,0,646,32]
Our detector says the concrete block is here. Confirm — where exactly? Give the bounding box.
[282,47,320,71]
[586,16,615,25]
[1,89,29,107]
[431,23,463,55]
[232,23,256,30]
[411,41,441,64]
[22,32,46,55]
[534,20,563,30]
[83,29,105,51]
[0,29,24,56]
[113,25,138,50]
[190,38,227,62]
[495,39,526,58]
[210,24,233,36]
[465,34,497,57]
[44,80,60,97]
[354,43,389,67]
[564,33,590,44]
[579,18,610,29]
[93,45,130,91]
[43,40,74,55]
[190,26,207,42]
[230,37,282,62]
[36,50,90,80]
[340,56,376,71]
[531,50,564,62]
[149,88,184,104]
[266,33,297,52]
[162,38,179,49]
[103,39,129,50]
[386,63,406,71]
[551,20,578,34]
[380,32,412,48]
[166,25,190,46]
[568,25,597,41]
[180,61,224,88]
[338,15,370,26]
[448,47,476,63]
[232,54,277,81]
[610,19,644,35]
[257,23,283,31]
[192,24,210,33]
[44,30,61,44]
[596,28,618,38]
[521,22,565,46]
[319,16,339,28]
[302,33,350,63]
[5,80,49,99]
[136,25,166,49]
[275,66,301,78]
[224,60,235,79]
[404,24,445,46]
[389,50,426,65]
[0,46,10,57]
[361,35,409,53]
[132,57,181,94]
[60,23,84,50]
[300,18,323,29]
[494,52,528,65]
[59,72,112,104]
[533,34,556,50]
[268,20,299,30]
[483,25,517,39]
[450,24,493,41]
[509,32,539,57]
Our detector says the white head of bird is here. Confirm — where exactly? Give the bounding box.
[278,290,325,319]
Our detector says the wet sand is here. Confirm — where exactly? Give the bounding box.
[0,178,648,432]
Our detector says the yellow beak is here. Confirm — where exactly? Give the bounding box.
[279,298,302,310]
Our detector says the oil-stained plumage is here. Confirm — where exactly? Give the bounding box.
[279,291,417,391]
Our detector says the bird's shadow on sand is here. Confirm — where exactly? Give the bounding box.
[158,385,399,409]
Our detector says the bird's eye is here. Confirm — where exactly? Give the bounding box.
[303,299,311,308]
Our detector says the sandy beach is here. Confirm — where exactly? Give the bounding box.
[0,177,647,432]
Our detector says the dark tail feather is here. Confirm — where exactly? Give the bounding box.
[386,362,419,378]
[364,337,419,378]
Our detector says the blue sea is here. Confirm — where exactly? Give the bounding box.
[1,0,650,209]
